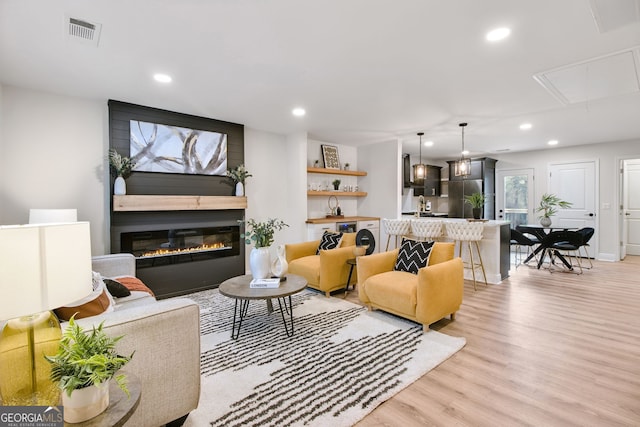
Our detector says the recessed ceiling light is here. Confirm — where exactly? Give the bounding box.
[292,107,306,117]
[462,150,470,155]
[424,141,434,147]
[548,140,559,146]
[153,73,172,83]
[486,27,511,42]
[519,123,532,130]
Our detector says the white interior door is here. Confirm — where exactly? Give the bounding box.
[548,161,597,256]
[496,169,534,227]
[623,159,640,256]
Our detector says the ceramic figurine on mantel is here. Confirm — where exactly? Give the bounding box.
[226,164,252,197]
[108,149,135,195]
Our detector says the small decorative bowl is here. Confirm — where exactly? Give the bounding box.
[353,246,367,257]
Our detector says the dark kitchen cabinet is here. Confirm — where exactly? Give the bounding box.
[414,165,441,196]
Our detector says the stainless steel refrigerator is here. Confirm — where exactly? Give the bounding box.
[448,179,483,219]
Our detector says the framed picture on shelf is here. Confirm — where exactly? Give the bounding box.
[321,144,341,169]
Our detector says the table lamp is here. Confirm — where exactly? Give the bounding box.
[0,222,92,406]
[28,209,78,224]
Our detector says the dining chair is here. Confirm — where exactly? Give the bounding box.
[576,227,595,269]
[545,230,584,274]
[510,228,538,268]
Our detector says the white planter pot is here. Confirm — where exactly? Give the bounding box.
[271,244,288,277]
[250,247,271,279]
[114,176,127,195]
[540,216,552,227]
[235,182,244,196]
[62,382,109,423]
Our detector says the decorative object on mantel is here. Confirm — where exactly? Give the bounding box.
[271,244,289,278]
[226,164,252,197]
[536,193,572,227]
[454,123,471,177]
[321,144,341,169]
[241,218,289,279]
[344,162,350,170]
[46,316,133,423]
[108,149,136,195]
[332,179,341,190]
[464,192,486,219]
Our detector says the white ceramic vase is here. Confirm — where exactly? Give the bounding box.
[235,182,244,197]
[114,176,126,195]
[250,247,271,279]
[540,216,552,227]
[62,382,109,423]
[271,244,288,277]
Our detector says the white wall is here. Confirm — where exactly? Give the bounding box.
[358,139,402,250]
[0,85,109,254]
[243,129,308,270]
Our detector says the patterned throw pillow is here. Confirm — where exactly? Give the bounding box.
[394,238,435,274]
[316,231,344,254]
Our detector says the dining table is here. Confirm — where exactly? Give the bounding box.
[518,224,578,270]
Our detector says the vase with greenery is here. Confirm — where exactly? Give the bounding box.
[464,192,486,219]
[46,316,133,423]
[108,149,135,196]
[240,218,289,279]
[226,164,252,196]
[536,193,572,226]
[332,179,341,191]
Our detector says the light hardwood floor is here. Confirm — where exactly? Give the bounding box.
[346,255,640,426]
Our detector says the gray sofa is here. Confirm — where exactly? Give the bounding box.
[81,253,201,427]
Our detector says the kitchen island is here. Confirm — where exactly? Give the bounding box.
[401,216,511,284]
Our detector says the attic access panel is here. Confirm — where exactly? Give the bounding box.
[533,48,640,105]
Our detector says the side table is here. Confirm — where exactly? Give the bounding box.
[65,372,141,427]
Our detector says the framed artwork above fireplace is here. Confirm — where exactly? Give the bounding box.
[130,120,227,176]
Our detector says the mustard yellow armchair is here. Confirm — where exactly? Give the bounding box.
[285,233,356,297]
[357,242,463,331]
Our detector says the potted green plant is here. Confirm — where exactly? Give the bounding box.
[332,179,341,191]
[226,164,252,196]
[108,149,136,196]
[240,218,289,279]
[46,316,133,423]
[464,192,486,219]
[536,193,572,226]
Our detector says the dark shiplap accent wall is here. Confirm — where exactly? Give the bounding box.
[107,101,246,295]
[108,100,244,196]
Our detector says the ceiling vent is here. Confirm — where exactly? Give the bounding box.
[66,16,101,46]
[589,0,640,33]
[533,47,640,105]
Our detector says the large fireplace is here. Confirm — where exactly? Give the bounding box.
[111,210,245,299]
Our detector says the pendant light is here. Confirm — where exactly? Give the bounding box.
[413,132,426,184]
[454,123,471,177]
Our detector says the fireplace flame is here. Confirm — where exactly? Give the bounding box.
[141,242,229,258]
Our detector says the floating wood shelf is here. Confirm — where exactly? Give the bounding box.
[307,167,367,177]
[113,195,247,211]
[307,191,367,197]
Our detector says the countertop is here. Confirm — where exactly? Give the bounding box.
[400,216,510,227]
[306,216,380,224]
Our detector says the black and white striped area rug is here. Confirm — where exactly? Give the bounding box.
[182,288,465,427]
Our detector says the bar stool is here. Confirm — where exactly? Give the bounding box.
[445,221,487,290]
[382,218,411,251]
[410,219,443,242]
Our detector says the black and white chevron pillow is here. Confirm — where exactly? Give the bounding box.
[394,238,434,274]
[316,231,343,254]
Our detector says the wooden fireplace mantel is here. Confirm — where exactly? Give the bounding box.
[113,195,247,211]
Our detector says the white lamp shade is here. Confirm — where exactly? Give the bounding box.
[0,222,92,320]
[29,209,78,224]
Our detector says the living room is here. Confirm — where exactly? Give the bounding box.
[1,1,640,426]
